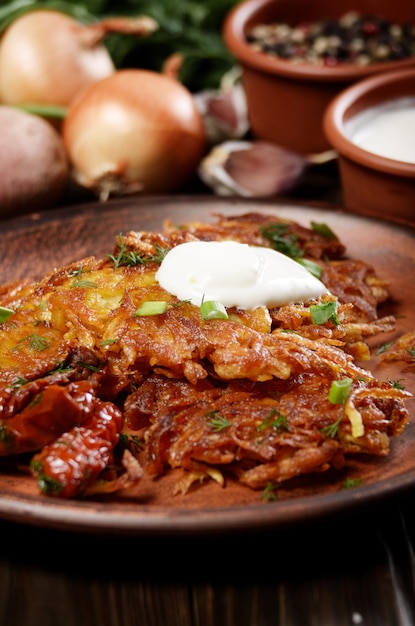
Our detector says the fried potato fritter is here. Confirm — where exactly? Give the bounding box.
[0,212,410,498]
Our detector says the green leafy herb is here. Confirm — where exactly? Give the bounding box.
[13,334,51,352]
[45,362,73,376]
[118,432,143,455]
[68,265,97,288]
[260,222,303,258]
[310,300,339,326]
[261,482,279,502]
[0,424,15,450]
[68,264,90,277]
[98,338,119,346]
[205,411,231,432]
[321,414,344,439]
[109,240,169,269]
[310,221,338,240]
[31,460,64,496]
[343,477,363,489]
[10,376,29,389]
[295,257,322,279]
[257,409,289,433]
[376,341,394,355]
[9,363,72,391]
[28,394,43,408]
[102,0,240,91]
[388,378,405,390]
[77,361,101,372]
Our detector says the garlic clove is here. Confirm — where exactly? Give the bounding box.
[194,68,249,145]
[198,140,307,197]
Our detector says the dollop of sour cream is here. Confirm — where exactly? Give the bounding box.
[156,240,328,309]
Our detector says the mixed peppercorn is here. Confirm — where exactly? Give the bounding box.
[246,11,415,66]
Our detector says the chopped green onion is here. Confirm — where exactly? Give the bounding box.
[200,300,228,320]
[260,222,303,258]
[135,301,168,317]
[328,378,353,404]
[311,221,338,240]
[295,257,322,278]
[0,306,14,323]
[310,301,339,325]
[327,378,363,439]
[98,338,119,346]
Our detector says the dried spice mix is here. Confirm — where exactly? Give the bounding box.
[246,11,415,66]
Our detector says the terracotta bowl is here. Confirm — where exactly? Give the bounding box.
[323,68,415,226]
[223,0,415,155]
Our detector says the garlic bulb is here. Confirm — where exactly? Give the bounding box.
[198,140,307,197]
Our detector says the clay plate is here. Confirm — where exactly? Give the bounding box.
[0,195,414,536]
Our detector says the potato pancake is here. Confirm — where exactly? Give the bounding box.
[0,211,410,498]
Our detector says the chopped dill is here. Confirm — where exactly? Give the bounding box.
[118,432,143,455]
[32,460,64,495]
[343,477,363,489]
[257,408,289,433]
[376,341,394,355]
[261,481,279,502]
[205,411,232,432]
[13,334,51,352]
[388,379,405,390]
[77,361,101,372]
[0,424,15,449]
[10,376,28,389]
[321,414,344,439]
[68,264,91,278]
[109,239,169,269]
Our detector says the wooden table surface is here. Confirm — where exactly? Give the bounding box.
[2,492,415,626]
[2,161,415,626]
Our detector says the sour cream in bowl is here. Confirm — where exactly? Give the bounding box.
[345,96,415,164]
[324,67,415,227]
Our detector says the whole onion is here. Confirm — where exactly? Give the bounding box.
[0,10,158,108]
[62,69,207,198]
[0,107,68,217]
